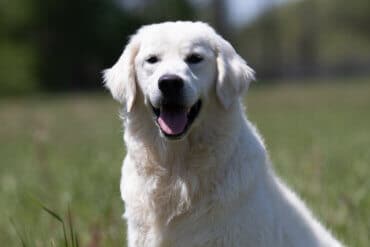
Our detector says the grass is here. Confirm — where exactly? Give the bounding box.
[0,78,369,246]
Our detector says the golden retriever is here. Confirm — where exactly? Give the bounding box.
[104,21,342,247]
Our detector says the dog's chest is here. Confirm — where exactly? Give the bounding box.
[123,175,254,247]
[140,204,258,247]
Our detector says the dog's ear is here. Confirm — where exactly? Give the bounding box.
[216,36,255,109]
[103,36,140,112]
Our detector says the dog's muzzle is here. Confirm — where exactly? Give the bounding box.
[150,74,202,140]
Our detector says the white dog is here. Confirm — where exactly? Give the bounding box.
[104,21,342,247]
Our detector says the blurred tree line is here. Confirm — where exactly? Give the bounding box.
[1,0,144,94]
[1,0,370,94]
[237,0,370,79]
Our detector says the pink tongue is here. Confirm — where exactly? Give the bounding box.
[158,110,188,135]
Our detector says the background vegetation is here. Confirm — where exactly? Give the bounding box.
[1,0,370,94]
[0,0,369,246]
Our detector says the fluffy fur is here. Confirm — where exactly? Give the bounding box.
[104,21,343,247]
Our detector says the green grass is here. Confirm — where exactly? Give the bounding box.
[1,79,369,246]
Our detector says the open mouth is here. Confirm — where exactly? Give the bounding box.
[151,100,202,139]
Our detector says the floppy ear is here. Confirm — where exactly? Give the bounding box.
[103,36,140,112]
[216,36,255,109]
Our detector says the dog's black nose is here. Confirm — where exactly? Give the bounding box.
[158,74,184,96]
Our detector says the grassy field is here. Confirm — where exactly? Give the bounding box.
[0,79,369,246]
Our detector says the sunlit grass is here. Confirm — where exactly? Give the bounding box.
[0,79,369,246]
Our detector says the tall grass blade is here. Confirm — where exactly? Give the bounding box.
[41,205,64,223]
[75,232,80,247]
[28,196,70,247]
[67,205,75,247]
[9,218,27,247]
[40,204,69,247]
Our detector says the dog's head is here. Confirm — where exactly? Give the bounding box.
[104,21,254,140]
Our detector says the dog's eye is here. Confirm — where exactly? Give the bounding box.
[185,53,203,64]
[146,56,159,64]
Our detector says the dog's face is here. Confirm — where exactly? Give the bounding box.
[104,22,254,140]
[134,25,218,139]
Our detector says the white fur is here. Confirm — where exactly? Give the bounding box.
[104,21,343,247]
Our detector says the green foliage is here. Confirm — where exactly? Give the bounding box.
[1,0,370,93]
[0,0,34,32]
[0,42,38,95]
[0,80,369,246]
[0,0,145,93]
[238,0,370,78]
[0,0,196,94]
[31,0,145,91]
[0,0,38,94]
